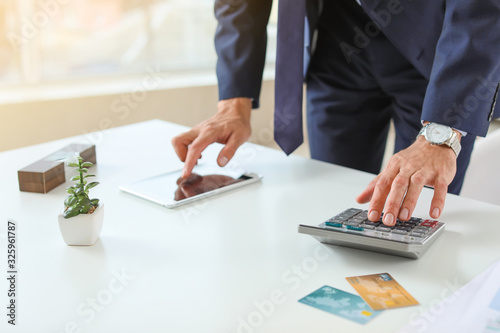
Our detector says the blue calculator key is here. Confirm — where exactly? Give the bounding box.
[325,222,343,228]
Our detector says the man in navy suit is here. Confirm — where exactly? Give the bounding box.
[172,0,500,226]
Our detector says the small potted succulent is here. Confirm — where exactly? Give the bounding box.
[58,156,104,246]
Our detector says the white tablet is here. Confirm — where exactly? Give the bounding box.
[119,164,262,208]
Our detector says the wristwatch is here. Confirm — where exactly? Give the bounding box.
[418,123,461,157]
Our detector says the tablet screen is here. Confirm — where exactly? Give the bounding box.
[120,164,261,207]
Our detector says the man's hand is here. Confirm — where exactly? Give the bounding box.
[171,97,252,178]
[356,134,460,226]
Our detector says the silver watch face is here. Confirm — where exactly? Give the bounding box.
[425,123,452,144]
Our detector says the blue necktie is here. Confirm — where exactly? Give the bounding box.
[274,0,306,155]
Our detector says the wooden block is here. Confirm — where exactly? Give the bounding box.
[57,143,97,164]
[18,143,97,194]
[18,160,65,193]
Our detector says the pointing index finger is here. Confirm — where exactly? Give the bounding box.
[172,130,198,162]
[182,136,213,178]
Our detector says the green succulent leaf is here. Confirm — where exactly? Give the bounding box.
[75,187,85,196]
[76,193,86,199]
[70,175,81,181]
[64,196,78,207]
[81,162,94,168]
[91,199,100,206]
[84,174,96,178]
[77,156,83,162]
[77,196,91,205]
[81,203,92,214]
[66,187,76,194]
[67,162,79,167]
[78,168,89,173]
[85,182,99,191]
[63,207,80,219]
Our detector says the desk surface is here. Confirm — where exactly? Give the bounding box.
[1,120,499,333]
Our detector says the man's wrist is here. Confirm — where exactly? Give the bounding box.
[217,97,253,122]
[419,122,462,157]
[218,97,252,112]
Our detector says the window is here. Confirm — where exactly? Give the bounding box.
[0,0,276,88]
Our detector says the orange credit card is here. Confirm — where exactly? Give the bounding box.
[346,273,419,310]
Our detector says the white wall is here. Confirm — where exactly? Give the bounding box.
[0,80,309,155]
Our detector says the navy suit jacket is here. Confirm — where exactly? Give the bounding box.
[214,0,500,137]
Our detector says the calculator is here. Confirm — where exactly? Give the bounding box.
[298,208,445,259]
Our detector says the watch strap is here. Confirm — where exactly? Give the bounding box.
[447,131,461,157]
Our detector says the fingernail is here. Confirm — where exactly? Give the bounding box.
[384,213,395,226]
[432,207,440,218]
[368,210,379,221]
[399,208,409,220]
[219,156,228,166]
[181,168,188,178]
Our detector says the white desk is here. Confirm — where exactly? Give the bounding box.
[1,119,499,333]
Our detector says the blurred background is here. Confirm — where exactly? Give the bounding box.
[0,0,278,85]
[2,0,496,160]
[0,0,282,152]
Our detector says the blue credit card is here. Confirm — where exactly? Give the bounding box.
[298,285,383,324]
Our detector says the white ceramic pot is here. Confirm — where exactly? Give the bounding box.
[58,203,104,246]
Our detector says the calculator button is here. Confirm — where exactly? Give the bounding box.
[325,222,343,228]
[392,229,409,235]
[420,220,439,228]
[395,226,412,232]
[361,224,376,230]
[414,226,431,233]
[343,208,363,216]
[344,221,361,227]
[358,211,368,218]
[376,226,392,232]
[410,231,426,237]
[410,217,423,224]
[346,225,364,231]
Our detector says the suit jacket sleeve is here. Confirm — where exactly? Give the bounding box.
[421,0,500,136]
[214,0,273,109]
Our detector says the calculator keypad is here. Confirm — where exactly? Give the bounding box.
[322,208,443,244]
